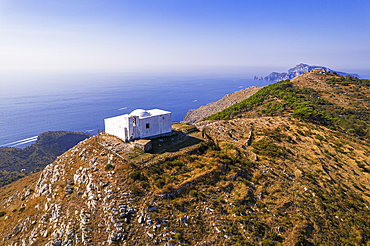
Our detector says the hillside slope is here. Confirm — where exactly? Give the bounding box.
[1,72,370,245]
[206,70,370,138]
[0,131,92,187]
[182,86,261,123]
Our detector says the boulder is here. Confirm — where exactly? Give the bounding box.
[138,216,145,224]
[53,240,62,246]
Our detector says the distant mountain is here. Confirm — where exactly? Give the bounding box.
[254,63,360,81]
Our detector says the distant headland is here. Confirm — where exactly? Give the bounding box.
[255,63,360,81]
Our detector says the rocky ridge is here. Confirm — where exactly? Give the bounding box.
[182,86,261,124]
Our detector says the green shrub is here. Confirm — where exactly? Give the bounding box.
[336,173,343,178]
[347,129,355,134]
[324,149,333,157]
[252,138,282,157]
[129,170,145,181]
[154,179,164,188]
[282,216,292,226]
[297,234,305,245]
[189,190,198,197]
[283,147,293,154]
[305,172,315,183]
[0,211,5,217]
[270,231,278,240]
[336,148,345,154]
[356,161,365,169]
[262,239,273,245]
[104,163,112,170]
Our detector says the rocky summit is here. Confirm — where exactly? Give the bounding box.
[1,70,370,245]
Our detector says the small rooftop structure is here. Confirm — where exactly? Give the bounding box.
[104,109,172,142]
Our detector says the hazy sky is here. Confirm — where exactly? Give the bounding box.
[1,0,369,75]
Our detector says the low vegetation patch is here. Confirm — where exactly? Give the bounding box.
[251,138,282,157]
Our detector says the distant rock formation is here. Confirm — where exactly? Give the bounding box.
[253,76,263,80]
[182,86,261,123]
[254,63,360,81]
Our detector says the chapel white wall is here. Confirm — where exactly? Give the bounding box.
[104,110,172,141]
[137,113,172,139]
[104,117,128,141]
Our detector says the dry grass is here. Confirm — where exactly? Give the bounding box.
[291,70,370,109]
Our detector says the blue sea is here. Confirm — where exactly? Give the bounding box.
[0,72,272,148]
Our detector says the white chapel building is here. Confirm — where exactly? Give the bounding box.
[104,109,172,142]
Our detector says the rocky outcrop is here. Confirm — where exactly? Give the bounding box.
[2,137,147,245]
[182,86,261,123]
[255,63,360,81]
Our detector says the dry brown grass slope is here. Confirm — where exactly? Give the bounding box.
[291,70,370,110]
[1,116,370,245]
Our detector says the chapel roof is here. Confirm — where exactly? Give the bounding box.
[130,109,151,118]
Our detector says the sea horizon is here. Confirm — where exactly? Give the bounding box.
[0,71,273,148]
[2,68,369,149]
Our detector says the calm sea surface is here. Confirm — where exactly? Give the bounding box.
[0,73,272,148]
